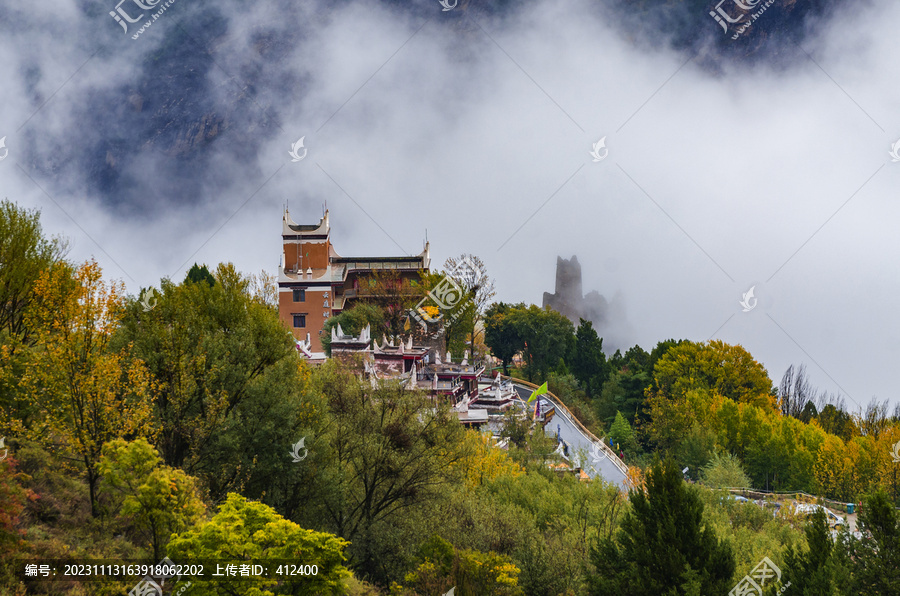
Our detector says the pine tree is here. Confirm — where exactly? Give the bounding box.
[783,508,838,595]
[185,263,216,286]
[569,319,607,396]
[609,411,634,450]
[848,490,900,594]
[588,458,735,595]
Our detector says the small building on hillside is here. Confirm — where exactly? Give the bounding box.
[321,325,490,423]
[331,324,431,377]
[430,354,484,401]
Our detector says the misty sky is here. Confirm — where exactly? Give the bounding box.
[1,0,898,414]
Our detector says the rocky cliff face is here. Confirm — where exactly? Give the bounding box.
[543,255,583,323]
[543,255,631,351]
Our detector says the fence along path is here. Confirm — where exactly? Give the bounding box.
[501,375,629,478]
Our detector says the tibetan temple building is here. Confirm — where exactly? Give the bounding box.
[277,209,501,430]
[278,208,431,358]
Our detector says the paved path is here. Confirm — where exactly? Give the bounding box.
[508,383,629,489]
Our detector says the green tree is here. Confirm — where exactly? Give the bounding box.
[321,302,386,356]
[0,199,66,343]
[484,302,524,375]
[651,340,776,410]
[97,438,206,560]
[114,263,315,505]
[621,345,651,372]
[816,403,856,442]
[569,319,608,397]
[799,400,818,424]
[363,269,425,340]
[607,345,652,378]
[507,305,574,382]
[783,508,840,596]
[167,493,352,595]
[588,458,735,595]
[548,371,600,434]
[443,300,475,362]
[499,408,531,450]
[598,344,656,435]
[393,535,523,596]
[700,450,751,489]
[846,490,900,593]
[414,267,474,360]
[596,368,651,430]
[0,201,68,437]
[608,411,634,451]
[676,422,717,481]
[649,339,682,372]
[249,269,278,310]
[309,362,468,583]
[184,263,216,286]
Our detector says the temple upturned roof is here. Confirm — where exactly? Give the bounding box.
[283,209,329,235]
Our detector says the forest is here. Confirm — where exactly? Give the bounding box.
[483,303,900,503]
[2,198,900,595]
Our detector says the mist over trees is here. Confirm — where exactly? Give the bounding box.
[3,200,900,594]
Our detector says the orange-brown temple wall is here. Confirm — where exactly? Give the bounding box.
[283,239,330,272]
[279,287,332,352]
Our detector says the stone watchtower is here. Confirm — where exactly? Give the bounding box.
[542,255,584,321]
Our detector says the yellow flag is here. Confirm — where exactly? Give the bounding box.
[528,382,548,403]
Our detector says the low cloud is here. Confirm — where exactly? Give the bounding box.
[0,0,896,411]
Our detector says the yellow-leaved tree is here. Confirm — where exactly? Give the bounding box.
[22,259,154,516]
[814,434,855,500]
[453,430,523,488]
[167,493,352,596]
[392,535,523,596]
[874,426,900,501]
[98,438,206,560]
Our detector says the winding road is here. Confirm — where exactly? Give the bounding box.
[501,378,629,489]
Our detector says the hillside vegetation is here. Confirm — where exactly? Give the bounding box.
[2,199,899,595]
